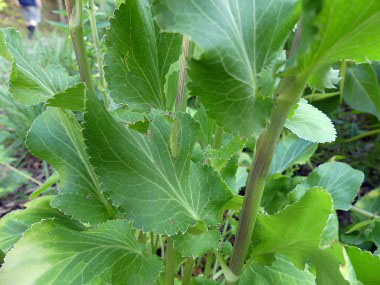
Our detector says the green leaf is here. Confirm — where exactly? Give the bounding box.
[26,108,115,224]
[285,99,336,143]
[154,0,301,136]
[0,28,81,106]
[320,213,339,248]
[345,246,380,285]
[354,187,380,219]
[83,97,233,235]
[343,63,380,121]
[251,188,347,284]
[220,156,248,194]
[173,229,220,258]
[293,0,380,75]
[194,104,216,149]
[241,254,316,285]
[0,196,84,253]
[308,66,340,91]
[104,1,182,111]
[289,162,364,210]
[45,82,85,112]
[0,220,163,284]
[269,134,317,176]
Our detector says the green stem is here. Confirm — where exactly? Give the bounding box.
[165,237,175,285]
[341,129,380,143]
[212,126,224,149]
[214,251,239,283]
[303,91,340,102]
[204,252,213,277]
[182,258,194,285]
[0,162,42,186]
[150,232,156,254]
[87,0,108,108]
[30,172,60,199]
[339,60,346,104]
[227,76,308,282]
[350,206,380,219]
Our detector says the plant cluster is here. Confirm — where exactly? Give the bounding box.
[0,0,380,284]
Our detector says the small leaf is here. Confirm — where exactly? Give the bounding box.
[241,254,316,285]
[289,162,364,210]
[0,220,163,284]
[104,1,182,111]
[45,82,85,111]
[308,66,340,91]
[285,99,336,143]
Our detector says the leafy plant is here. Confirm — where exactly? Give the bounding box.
[0,0,380,284]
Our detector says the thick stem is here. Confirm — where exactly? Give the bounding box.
[227,76,308,282]
[182,258,194,285]
[212,126,224,149]
[204,253,213,277]
[165,237,175,285]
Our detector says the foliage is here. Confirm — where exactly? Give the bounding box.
[0,0,380,284]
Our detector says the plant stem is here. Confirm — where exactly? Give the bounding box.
[150,232,156,254]
[165,237,175,285]
[339,60,346,104]
[182,258,194,285]
[350,206,380,219]
[341,129,380,143]
[0,162,42,186]
[87,0,108,108]
[303,91,340,102]
[212,126,224,149]
[204,252,213,277]
[227,76,308,282]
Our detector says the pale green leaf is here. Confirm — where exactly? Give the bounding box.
[290,162,364,210]
[354,187,380,219]
[269,134,317,176]
[220,156,248,194]
[0,220,163,284]
[308,66,340,91]
[285,99,336,143]
[154,0,301,136]
[320,213,339,247]
[251,188,348,284]
[173,229,220,258]
[343,63,380,121]
[241,254,315,285]
[83,97,233,235]
[104,1,182,111]
[45,82,85,111]
[26,108,115,224]
[0,28,81,106]
[194,104,216,149]
[0,196,84,253]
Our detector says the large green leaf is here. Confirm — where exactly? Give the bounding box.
[83,95,233,235]
[251,188,347,284]
[269,134,317,176]
[154,0,301,136]
[0,196,84,253]
[289,162,364,210]
[0,220,163,284]
[293,0,380,75]
[26,108,115,224]
[343,63,380,121]
[241,255,316,285]
[104,1,182,111]
[345,246,380,285]
[0,28,83,107]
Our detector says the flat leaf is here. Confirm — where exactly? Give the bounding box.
[354,187,380,218]
[173,229,220,258]
[83,97,233,235]
[26,108,115,224]
[343,63,380,121]
[308,66,340,91]
[104,1,182,111]
[269,133,317,176]
[45,82,85,111]
[0,28,81,106]
[220,156,248,194]
[154,0,301,136]
[285,99,336,143]
[194,104,216,149]
[0,196,84,253]
[0,220,163,284]
[290,162,364,210]
[345,246,380,285]
[241,254,315,285]
[251,188,347,284]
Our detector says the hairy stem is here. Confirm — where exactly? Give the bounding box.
[165,237,175,285]
[182,258,194,285]
[227,76,308,282]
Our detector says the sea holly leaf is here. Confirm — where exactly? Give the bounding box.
[26,108,115,224]
[0,28,81,106]
[154,0,301,136]
[345,246,380,285]
[173,229,220,258]
[0,196,84,253]
[83,97,233,235]
[285,99,336,143]
[251,188,347,284]
[0,220,163,284]
[104,1,182,111]
[45,82,85,111]
[289,162,364,210]
[269,134,317,176]
[241,254,316,285]
[292,0,380,75]
[343,63,380,121]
